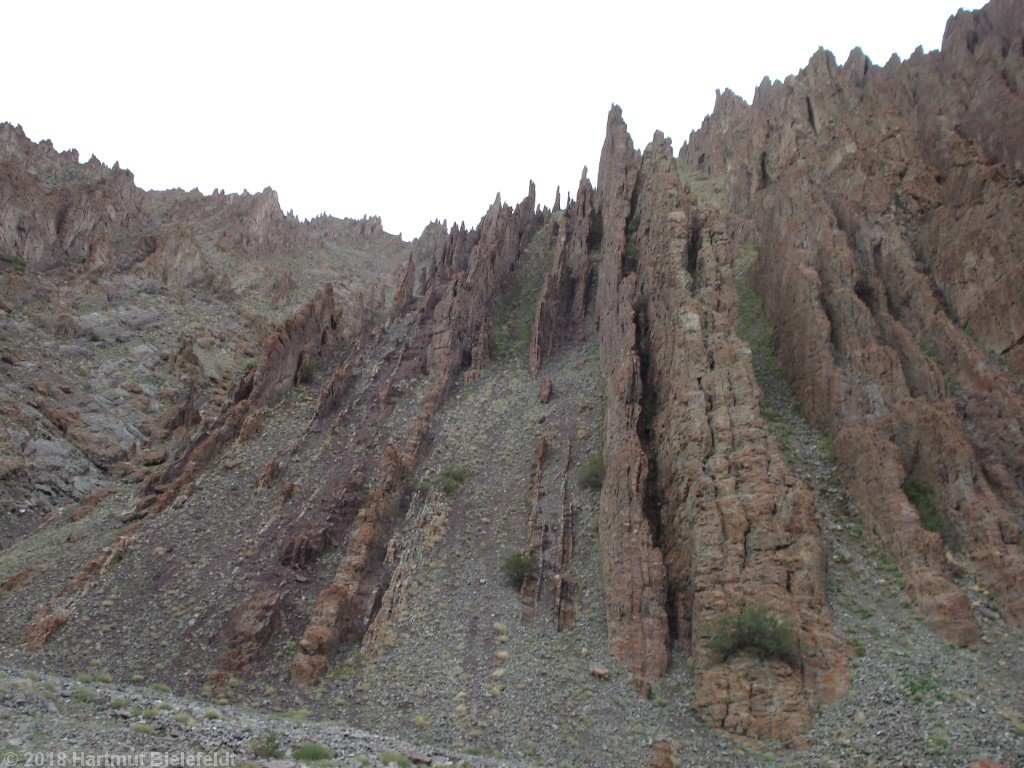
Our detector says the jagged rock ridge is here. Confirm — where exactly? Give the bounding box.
[680,0,1024,647]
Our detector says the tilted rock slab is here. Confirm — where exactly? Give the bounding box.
[681,7,1024,642]
[585,106,848,738]
[593,107,672,694]
[291,187,545,686]
[135,284,340,519]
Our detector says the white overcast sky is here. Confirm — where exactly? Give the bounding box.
[3,1,985,240]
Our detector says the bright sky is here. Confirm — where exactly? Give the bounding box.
[3,1,985,240]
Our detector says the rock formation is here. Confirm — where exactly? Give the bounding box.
[681,4,1024,644]
[0,4,1022,762]
[134,284,339,518]
[0,124,151,272]
[579,108,848,737]
[290,186,545,686]
[529,172,596,376]
[592,107,673,695]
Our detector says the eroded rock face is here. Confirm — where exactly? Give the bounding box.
[136,285,339,518]
[209,588,285,690]
[680,14,1024,644]
[0,124,151,272]
[2,4,1021,754]
[593,106,672,694]
[290,187,546,687]
[23,602,69,652]
[634,131,848,739]
[391,254,416,318]
[530,172,596,376]
[137,230,232,294]
[426,185,543,387]
[0,120,412,542]
[936,0,1024,179]
[587,108,848,738]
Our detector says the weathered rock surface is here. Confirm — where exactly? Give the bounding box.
[681,7,1024,643]
[134,285,340,519]
[0,120,412,543]
[633,131,848,739]
[291,186,545,686]
[209,588,284,690]
[585,108,848,738]
[593,106,672,694]
[530,172,596,376]
[391,254,416,316]
[0,4,1021,762]
[0,124,150,272]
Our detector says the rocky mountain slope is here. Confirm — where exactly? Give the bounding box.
[2,2,1023,766]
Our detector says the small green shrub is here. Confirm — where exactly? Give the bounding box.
[903,477,952,545]
[0,252,26,269]
[248,732,283,759]
[501,551,536,589]
[130,724,156,735]
[438,465,469,496]
[292,743,333,762]
[73,687,95,703]
[876,553,905,587]
[624,242,639,271]
[710,606,798,666]
[297,358,317,384]
[578,454,605,491]
[377,750,412,768]
[904,672,940,699]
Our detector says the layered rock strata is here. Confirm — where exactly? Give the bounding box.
[681,6,1024,643]
[592,108,672,694]
[530,173,596,376]
[556,106,849,738]
[134,285,340,518]
[290,187,544,686]
[633,129,847,739]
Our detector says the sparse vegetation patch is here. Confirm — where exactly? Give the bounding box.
[501,550,536,589]
[489,228,553,360]
[292,743,333,762]
[578,453,605,490]
[298,358,317,384]
[0,252,26,269]
[377,751,412,768]
[248,732,284,759]
[710,605,799,666]
[903,476,953,546]
[438,465,469,496]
